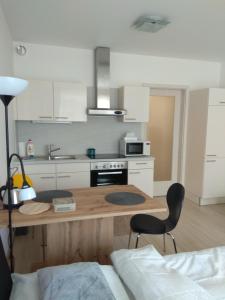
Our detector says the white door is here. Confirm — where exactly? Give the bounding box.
[53,82,87,122]
[16,80,54,121]
[128,168,153,197]
[203,158,225,198]
[30,174,56,191]
[147,89,183,196]
[206,106,225,157]
[57,172,90,189]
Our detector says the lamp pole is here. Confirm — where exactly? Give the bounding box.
[0,95,14,272]
[0,77,29,273]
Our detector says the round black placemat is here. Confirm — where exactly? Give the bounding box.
[105,192,145,205]
[34,190,73,203]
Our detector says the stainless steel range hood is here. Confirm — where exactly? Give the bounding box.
[88,47,126,116]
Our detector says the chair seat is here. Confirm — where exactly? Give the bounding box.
[130,214,166,235]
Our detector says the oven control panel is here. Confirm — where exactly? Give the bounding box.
[91,161,128,170]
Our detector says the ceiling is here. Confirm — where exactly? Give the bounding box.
[1,0,225,62]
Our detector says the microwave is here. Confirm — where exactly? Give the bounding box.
[120,140,151,157]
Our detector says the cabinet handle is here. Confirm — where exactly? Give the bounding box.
[206,160,216,163]
[55,117,69,120]
[219,101,225,104]
[98,171,122,175]
[39,116,52,119]
[125,117,136,120]
[57,175,71,178]
[40,176,55,179]
[129,171,141,174]
[136,162,148,165]
[207,155,216,157]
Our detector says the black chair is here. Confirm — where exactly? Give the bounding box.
[128,183,185,253]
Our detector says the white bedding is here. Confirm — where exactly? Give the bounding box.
[111,245,214,300]
[10,265,130,300]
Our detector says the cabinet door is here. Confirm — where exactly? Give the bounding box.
[29,174,56,192]
[128,168,153,197]
[203,158,225,198]
[123,86,149,122]
[57,172,90,190]
[208,88,225,106]
[53,82,87,122]
[206,106,225,157]
[16,80,53,121]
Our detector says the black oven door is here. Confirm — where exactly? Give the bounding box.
[91,169,128,187]
[126,143,143,155]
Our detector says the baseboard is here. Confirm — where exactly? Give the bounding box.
[199,197,225,205]
[185,191,200,205]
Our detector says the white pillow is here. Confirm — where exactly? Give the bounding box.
[111,245,215,300]
[10,272,39,300]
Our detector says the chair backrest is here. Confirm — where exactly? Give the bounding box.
[0,234,12,300]
[166,183,185,231]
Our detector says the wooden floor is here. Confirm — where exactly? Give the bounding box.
[14,197,225,273]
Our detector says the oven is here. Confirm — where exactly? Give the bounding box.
[91,161,128,187]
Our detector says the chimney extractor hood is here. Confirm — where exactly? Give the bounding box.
[88,47,126,116]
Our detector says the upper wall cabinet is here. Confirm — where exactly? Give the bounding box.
[15,80,87,122]
[119,86,150,122]
[53,82,87,122]
[15,80,54,121]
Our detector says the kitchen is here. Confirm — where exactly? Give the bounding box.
[12,47,154,198]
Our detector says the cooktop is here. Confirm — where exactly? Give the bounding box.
[87,153,125,159]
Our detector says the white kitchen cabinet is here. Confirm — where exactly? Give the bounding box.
[119,86,150,122]
[16,80,54,121]
[203,158,225,198]
[28,174,56,192]
[185,88,225,205]
[208,88,225,106]
[128,168,153,197]
[56,172,90,190]
[128,160,154,197]
[53,82,87,122]
[206,106,225,157]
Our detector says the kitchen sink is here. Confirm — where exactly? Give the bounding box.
[50,155,76,160]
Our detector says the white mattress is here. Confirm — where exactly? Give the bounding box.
[10,265,130,300]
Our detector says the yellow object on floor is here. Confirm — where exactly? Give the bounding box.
[12,174,33,188]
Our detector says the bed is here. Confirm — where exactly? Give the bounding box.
[1,233,225,300]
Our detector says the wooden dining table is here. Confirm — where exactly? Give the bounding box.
[0,185,166,266]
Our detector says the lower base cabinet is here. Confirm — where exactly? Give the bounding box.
[128,161,154,197]
[28,174,56,191]
[56,172,90,190]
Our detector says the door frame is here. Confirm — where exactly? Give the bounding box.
[142,83,189,190]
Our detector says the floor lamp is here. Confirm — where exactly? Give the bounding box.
[0,77,36,272]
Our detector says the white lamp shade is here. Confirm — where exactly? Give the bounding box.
[0,76,28,96]
[19,186,36,201]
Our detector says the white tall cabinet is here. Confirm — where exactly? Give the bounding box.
[185,88,225,205]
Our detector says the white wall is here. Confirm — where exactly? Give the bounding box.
[14,42,221,89]
[0,4,13,254]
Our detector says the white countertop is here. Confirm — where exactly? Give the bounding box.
[13,154,154,165]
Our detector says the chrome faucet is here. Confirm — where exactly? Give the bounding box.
[48,144,61,160]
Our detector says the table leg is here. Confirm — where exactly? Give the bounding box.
[46,217,114,266]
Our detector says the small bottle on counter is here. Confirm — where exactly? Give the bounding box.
[26,139,35,158]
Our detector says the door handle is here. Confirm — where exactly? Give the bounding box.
[55,117,69,119]
[98,171,123,175]
[39,116,52,119]
[129,171,141,175]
